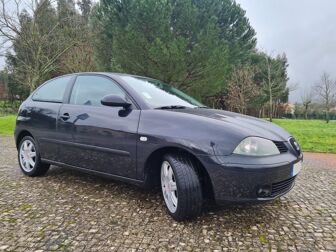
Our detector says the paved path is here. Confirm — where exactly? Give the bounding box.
[0,137,335,251]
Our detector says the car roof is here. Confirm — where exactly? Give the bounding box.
[70,72,153,80]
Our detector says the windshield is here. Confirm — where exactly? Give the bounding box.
[120,76,204,108]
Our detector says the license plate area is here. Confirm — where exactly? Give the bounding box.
[291,161,302,176]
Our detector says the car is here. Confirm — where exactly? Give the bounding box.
[15,72,303,221]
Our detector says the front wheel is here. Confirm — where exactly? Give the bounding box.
[161,154,203,221]
[18,136,50,176]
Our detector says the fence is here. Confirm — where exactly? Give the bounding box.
[282,113,336,120]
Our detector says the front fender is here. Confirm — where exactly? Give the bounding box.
[136,109,250,180]
[135,134,213,180]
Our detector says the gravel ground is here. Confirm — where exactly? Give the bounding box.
[0,136,335,251]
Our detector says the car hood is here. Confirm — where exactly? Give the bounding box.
[170,108,291,141]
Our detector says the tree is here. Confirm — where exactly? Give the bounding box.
[0,0,77,92]
[59,42,96,73]
[56,0,96,74]
[257,52,289,121]
[89,3,115,72]
[0,0,291,116]
[0,69,29,101]
[226,66,259,114]
[77,0,92,23]
[314,72,336,123]
[216,0,256,64]
[301,88,313,120]
[92,0,256,102]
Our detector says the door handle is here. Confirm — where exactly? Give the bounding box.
[60,113,70,121]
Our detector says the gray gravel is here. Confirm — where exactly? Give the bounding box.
[0,136,335,251]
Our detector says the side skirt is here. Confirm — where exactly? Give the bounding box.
[41,158,144,187]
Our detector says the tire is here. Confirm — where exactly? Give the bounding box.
[18,136,50,176]
[161,153,203,221]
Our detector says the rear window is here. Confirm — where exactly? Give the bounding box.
[32,76,72,102]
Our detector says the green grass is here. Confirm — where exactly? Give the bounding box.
[273,119,336,153]
[0,115,335,153]
[0,115,16,136]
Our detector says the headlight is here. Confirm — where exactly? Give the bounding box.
[233,137,280,156]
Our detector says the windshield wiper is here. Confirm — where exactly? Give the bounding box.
[155,105,187,109]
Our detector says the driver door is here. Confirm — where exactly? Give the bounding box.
[57,74,140,178]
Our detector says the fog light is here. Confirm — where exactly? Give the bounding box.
[257,185,271,197]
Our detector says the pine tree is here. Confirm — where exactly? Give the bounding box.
[92,0,257,101]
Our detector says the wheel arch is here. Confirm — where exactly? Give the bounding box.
[15,130,34,149]
[143,146,215,200]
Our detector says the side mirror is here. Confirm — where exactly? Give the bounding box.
[101,95,132,109]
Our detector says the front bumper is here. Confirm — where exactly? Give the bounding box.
[198,152,303,203]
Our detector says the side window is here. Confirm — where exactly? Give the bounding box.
[70,76,127,106]
[32,76,72,102]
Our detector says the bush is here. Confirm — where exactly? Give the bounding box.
[0,100,21,116]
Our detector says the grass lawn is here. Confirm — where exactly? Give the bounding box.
[0,115,335,153]
[273,119,336,153]
[0,115,16,136]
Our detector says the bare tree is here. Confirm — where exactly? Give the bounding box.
[226,66,259,114]
[59,41,95,73]
[314,72,336,123]
[262,52,289,122]
[0,0,76,92]
[301,88,313,120]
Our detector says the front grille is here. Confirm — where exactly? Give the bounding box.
[273,141,288,153]
[271,176,296,197]
[289,137,301,156]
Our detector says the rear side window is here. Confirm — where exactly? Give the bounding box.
[70,75,126,106]
[32,76,72,102]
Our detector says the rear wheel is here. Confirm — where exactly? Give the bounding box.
[18,136,50,176]
[161,153,203,221]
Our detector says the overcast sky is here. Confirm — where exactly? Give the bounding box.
[236,0,336,102]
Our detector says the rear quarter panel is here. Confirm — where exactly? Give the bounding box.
[16,100,62,160]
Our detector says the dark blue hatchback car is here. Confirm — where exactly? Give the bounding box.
[15,72,303,221]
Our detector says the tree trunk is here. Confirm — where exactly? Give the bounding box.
[304,105,308,120]
[326,109,330,123]
[262,107,265,118]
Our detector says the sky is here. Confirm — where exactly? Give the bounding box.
[1,1,336,102]
[236,0,336,102]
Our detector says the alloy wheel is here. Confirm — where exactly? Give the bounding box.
[161,160,178,213]
[19,139,36,172]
